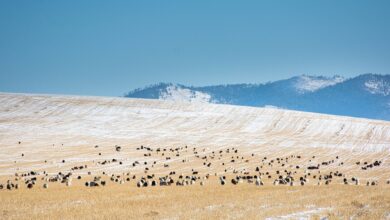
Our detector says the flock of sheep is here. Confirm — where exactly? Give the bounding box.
[1,143,389,191]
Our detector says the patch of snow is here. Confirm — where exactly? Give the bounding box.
[264,105,282,109]
[384,211,390,219]
[204,204,223,211]
[159,85,211,103]
[365,79,390,96]
[295,75,344,93]
[265,207,332,220]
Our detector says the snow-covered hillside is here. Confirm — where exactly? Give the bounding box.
[1,92,390,175]
[294,75,345,93]
[125,74,390,120]
[364,78,390,96]
[1,92,390,152]
[160,85,211,103]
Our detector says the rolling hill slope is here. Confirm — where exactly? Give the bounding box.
[1,92,390,176]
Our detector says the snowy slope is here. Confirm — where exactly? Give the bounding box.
[364,78,390,96]
[294,75,345,93]
[1,92,390,175]
[160,85,211,103]
[1,92,390,153]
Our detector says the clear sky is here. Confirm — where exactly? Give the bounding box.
[0,0,389,96]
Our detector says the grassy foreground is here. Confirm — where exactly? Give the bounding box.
[1,182,389,219]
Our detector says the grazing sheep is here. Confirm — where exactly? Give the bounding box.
[90,181,99,187]
[255,178,263,186]
[307,165,319,170]
[351,177,359,185]
[365,180,378,186]
[219,176,226,185]
[176,180,183,186]
[137,179,144,187]
[27,183,34,189]
[43,183,48,189]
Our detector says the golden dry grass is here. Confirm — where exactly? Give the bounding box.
[1,145,389,219]
[1,182,390,220]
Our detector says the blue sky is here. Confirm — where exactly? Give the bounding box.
[0,0,389,96]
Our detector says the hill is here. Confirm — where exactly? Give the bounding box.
[125,74,390,120]
[1,92,390,219]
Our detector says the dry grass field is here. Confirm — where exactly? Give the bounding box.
[0,93,390,219]
[1,183,390,219]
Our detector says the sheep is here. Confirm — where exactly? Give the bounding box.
[307,165,319,170]
[137,179,145,187]
[159,177,172,186]
[351,177,359,185]
[255,178,263,186]
[27,183,34,189]
[90,181,99,187]
[176,180,183,186]
[219,176,226,185]
[85,181,99,187]
[43,183,48,189]
[370,180,378,186]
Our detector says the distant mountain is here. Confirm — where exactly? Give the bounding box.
[124,74,390,120]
